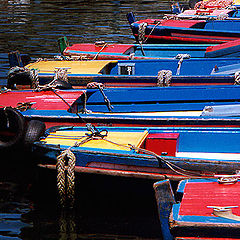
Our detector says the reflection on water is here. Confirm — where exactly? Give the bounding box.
[0,1,188,238]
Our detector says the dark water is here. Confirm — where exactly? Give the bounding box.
[0,1,187,239]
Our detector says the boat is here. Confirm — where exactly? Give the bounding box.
[3,86,240,128]
[127,12,240,44]
[154,178,240,239]
[58,37,240,59]
[176,8,238,19]
[34,124,240,182]
[189,0,240,9]
[177,0,240,19]
[8,56,240,87]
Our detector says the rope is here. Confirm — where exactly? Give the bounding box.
[144,21,161,43]
[234,71,240,85]
[157,70,172,87]
[92,42,108,60]
[78,91,92,114]
[137,22,147,56]
[28,68,87,123]
[138,22,148,43]
[32,68,70,91]
[86,82,114,112]
[30,69,40,89]
[175,54,190,75]
[57,148,76,208]
[16,102,35,111]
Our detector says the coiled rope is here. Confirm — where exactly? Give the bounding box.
[234,71,240,85]
[57,148,76,208]
[157,70,172,87]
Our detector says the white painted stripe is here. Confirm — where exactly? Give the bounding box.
[176,152,240,161]
[96,111,202,117]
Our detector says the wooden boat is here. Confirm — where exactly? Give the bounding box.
[58,37,240,59]
[154,178,240,239]
[4,86,240,128]
[176,8,238,19]
[127,12,240,44]
[34,125,240,181]
[189,0,240,9]
[59,37,240,59]
[10,57,240,87]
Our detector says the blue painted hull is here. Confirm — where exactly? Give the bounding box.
[72,85,240,113]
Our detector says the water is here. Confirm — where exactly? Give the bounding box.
[0,1,188,239]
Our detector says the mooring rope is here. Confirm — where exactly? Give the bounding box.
[144,21,161,43]
[157,70,172,87]
[86,82,114,112]
[57,148,76,208]
[92,42,108,60]
[234,71,240,85]
[175,54,191,76]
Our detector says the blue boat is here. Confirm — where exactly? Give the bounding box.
[34,125,240,181]
[127,12,240,44]
[9,57,240,88]
[154,178,240,239]
[2,85,240,130]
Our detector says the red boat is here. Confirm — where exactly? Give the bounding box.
[58,36,240,59]
[154,178,240,239]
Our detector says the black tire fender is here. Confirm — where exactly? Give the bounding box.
[24,120,46,148]
[0,107,25,149]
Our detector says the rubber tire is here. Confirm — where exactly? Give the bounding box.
[7,71,32,89]
[54,79,73,90]
[24,120,46,149]
[0,107,25,149]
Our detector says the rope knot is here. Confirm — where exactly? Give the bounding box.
[85,123,108,139]
[86,82,104,89]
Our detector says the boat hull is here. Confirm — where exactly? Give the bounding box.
[33,126,240,180]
